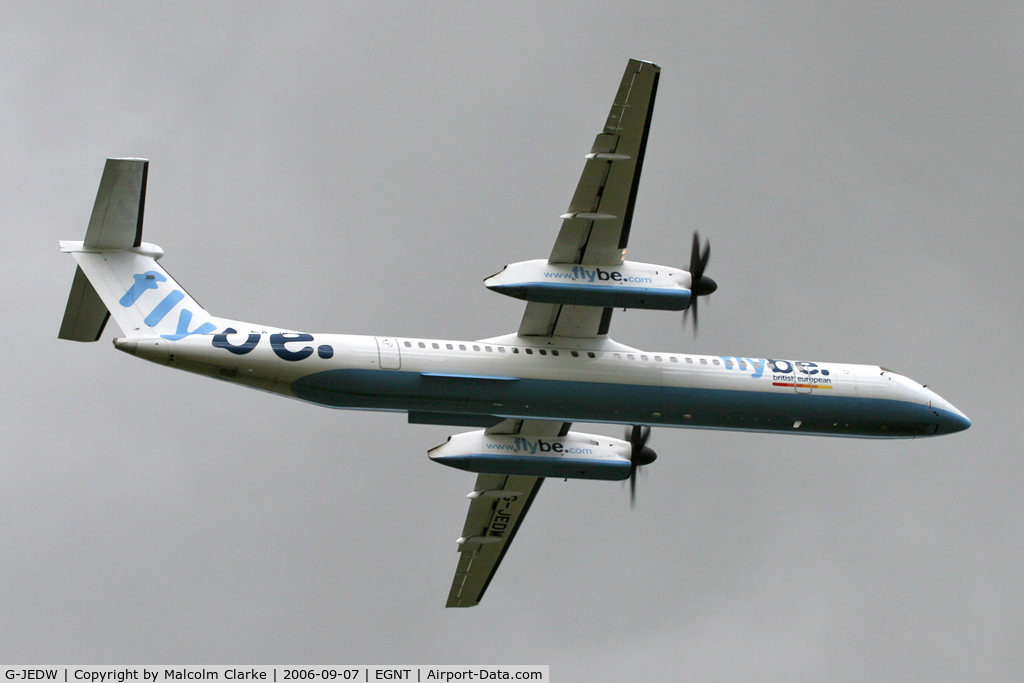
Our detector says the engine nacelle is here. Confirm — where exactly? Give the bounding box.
[484,259,692,311]
[428,430,633,481]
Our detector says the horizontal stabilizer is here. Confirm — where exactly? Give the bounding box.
[84,158,148,249]
[58,265,110,341]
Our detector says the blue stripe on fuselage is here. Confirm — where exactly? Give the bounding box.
[289,368,944,438]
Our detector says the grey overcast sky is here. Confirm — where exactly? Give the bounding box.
[2,1,1022,678]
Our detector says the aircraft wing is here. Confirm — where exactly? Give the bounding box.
[519,59,660,339]
[445,419,568,608]
[447,59,659,605]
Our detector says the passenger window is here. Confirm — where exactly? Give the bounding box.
[498,347,505,353]
[473,345,480,352]
[418,342,426,349]
[512,348,519,354]
[404,341,412,348]
[588,352,596,358]
[700,358,707,364]
[627,354,635,360]
[738,360,746,370]
[614,353,622,360]
[641,355,648,361]
[670,357,678,363]
[539,349,547,356]
[686,357,693,363]
[552,350,559,356]
[446,344,453,350]
[571,351,579,357]
[654,356,662,362]
[432,343,439,349]
[713,359,720,365]
[525,349,533,354]
[459,344,466,351]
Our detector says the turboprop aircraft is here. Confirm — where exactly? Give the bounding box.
[58,59,970,608]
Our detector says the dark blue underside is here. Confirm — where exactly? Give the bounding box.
[290,368,948,438]
[432,454,631,481]
[489,283,692,311]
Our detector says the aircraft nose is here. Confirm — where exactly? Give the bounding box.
[917,383,971,435]
[928,391,971,435]
[936,408,971,435]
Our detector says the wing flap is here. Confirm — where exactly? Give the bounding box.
[517,301,560,337]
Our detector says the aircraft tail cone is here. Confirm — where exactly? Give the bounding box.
[113,338,138,355]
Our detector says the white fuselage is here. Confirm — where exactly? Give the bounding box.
[115,328,971,438]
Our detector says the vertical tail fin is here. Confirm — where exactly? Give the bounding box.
[59,158,220,341]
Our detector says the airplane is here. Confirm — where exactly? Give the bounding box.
[58,59,970,608]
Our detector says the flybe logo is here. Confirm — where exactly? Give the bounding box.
[543,267,652,284]
[212,329,336,362]
[485,438,594,455]
[718,357,832,380]
[120,271,216,340]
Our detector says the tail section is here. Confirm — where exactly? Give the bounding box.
[58,264,111,342]
[59,158,220,341]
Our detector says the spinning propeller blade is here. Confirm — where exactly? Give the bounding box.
[683,231,717,335]
[624,425,657,508]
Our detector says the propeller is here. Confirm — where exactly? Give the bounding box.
[683,231,718,334]
[625,425,657,508]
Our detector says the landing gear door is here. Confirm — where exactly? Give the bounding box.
[375,337,402,370]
